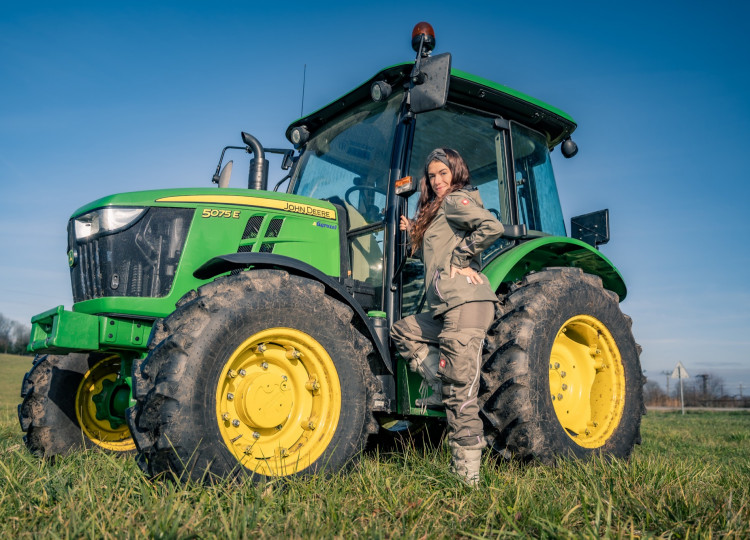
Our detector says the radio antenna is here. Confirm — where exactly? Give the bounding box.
[300,64,307,117]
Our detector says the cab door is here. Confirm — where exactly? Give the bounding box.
[398,104,513,318]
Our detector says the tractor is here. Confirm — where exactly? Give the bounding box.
[19,23,644,482]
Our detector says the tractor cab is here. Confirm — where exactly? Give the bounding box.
[284,22,579,320]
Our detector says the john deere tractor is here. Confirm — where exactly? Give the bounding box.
[19,23,644,482]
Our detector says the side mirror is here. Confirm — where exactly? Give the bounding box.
[218,160,233,188]
[410,52,451,114]
[571,209,610,248]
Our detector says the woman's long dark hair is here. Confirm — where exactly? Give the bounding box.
[409,148,471,253]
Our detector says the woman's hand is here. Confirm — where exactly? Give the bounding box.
[399,215,412,232]
[450,265,483,285]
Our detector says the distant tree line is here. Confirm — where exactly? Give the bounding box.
[644,373,749,408]
[0,313,31,355]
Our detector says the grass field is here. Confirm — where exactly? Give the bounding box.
[2,353,749,538]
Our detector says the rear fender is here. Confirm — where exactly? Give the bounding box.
[483,237,627,300]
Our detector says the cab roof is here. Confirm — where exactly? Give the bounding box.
[286,62,577,149]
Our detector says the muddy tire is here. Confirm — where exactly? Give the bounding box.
[480,267,645,463]
[127,269,379,483]
[19,353,135,457]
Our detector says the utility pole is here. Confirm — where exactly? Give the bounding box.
[661,370,671,397]
[696,373,710,399]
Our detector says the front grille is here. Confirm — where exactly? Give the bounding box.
[242,215,264,239]
[265,218,284,238]
[69,207,193,302]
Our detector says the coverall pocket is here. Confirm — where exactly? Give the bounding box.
[437,333,476,385]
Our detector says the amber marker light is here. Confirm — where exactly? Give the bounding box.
[395,176,417,196]
[411,22,435,54]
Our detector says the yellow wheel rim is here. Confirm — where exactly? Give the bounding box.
[75,356,136,452]
[216,328,341,477]
[548,315,626,448]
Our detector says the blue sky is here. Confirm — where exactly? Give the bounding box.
[1,1,748,393]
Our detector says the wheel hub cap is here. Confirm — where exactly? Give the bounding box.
[239,372,293,428]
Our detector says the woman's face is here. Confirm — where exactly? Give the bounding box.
[427,159,452,198]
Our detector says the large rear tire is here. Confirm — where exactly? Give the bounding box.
[480,267,645,463]
[19,353,135,457]
[127,269,378,482]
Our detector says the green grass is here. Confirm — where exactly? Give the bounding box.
[2,355,749,538]
[0,353,31,418]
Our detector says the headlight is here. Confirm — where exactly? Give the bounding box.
[74,207,146,241]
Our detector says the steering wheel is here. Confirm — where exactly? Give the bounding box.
[344,185,387,207]
[488,208,501,220]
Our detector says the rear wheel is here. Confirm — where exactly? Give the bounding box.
[19,353,135,457]
[480,267,645,463]
[128,269,378,482]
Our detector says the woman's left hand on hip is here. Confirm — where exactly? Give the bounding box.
[450,265,483,285]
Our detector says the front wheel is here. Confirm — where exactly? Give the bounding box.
[19,353,135,457]
[128,269,378,482]
[480,267,645,463]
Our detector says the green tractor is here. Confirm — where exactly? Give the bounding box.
[19,23,644,482]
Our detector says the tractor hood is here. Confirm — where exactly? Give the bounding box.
[65,188,341,320]
[70,188,338,221]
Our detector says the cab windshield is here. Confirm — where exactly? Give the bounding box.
[289,94,401,310]
[290,95,401,225]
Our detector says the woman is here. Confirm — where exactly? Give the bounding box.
[391,148,504,486]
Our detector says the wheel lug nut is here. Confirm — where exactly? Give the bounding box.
[228,370,237,378]
[557,394,563,401]
[261,362,269,370]
[551,395,556,401]
[562,384,568,391]
[286,348,301,360]
[282,375,288,381]
[276,424,283,431]
[560,371,566,378]
[279,448,288,457]
[232,419,240,427]
[239,369,246,377]
[554,362,560,369]
[227,393,234,401]
[221,413,229,421]
[244,446,253,455]
[256,343,267,353]
[252,431,260,439]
